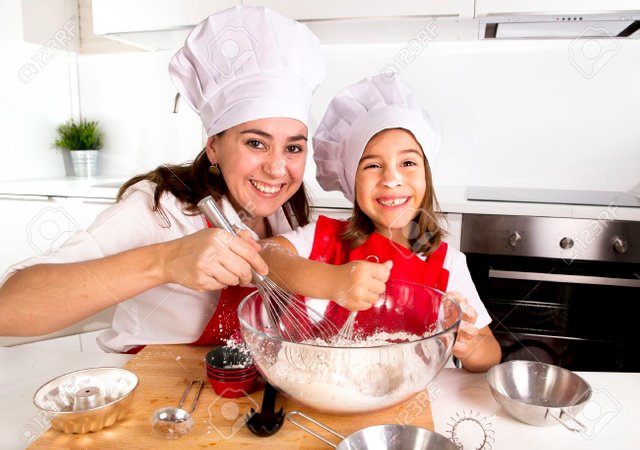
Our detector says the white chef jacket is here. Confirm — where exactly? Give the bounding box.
[280,220,492,330]
[0,181,297,352]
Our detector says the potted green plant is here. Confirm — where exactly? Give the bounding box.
[54,119,104,177]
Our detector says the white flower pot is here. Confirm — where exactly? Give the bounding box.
[70,150,99,177]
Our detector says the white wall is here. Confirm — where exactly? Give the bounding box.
[77,51,203,176]
[73,37,640,196]
[313,39,640,193]
[0,0,78,181]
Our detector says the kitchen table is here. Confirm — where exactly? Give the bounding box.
[28,344,436,449]
[430,368,640,450]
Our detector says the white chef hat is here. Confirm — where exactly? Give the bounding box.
[313,73,440,203]
[169,5,325,136]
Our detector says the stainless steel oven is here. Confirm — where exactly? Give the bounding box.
[461,214,640,372]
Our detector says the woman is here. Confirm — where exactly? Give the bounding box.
[0,5,325,352]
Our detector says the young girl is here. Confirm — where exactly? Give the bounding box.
[261,74,501,372]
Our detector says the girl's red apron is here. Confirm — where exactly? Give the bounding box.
[309,215,450,335]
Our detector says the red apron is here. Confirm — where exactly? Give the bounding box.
[310,215,450,335]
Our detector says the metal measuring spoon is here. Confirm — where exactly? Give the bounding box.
[245,382,285,437]
[151,380,204,439]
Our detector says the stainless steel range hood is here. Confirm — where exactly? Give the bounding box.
[479,11,640,39]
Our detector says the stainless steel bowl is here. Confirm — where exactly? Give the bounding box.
[288,411,459,450]
[486,360,591,431]
[33,367,138,434]
[239,280,461,414]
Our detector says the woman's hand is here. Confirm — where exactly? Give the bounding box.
[333,260,393,311]
[162,228,269,291]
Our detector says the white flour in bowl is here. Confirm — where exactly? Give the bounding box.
[264,331,439,413]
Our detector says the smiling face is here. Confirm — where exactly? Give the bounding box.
[354,128,428,247]
[205,118,308,224]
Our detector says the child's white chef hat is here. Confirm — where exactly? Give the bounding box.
[313,74,440,203]
[169,5,325,136]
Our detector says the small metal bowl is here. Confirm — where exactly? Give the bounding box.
[487,360,591,432]
[33,367,139,434]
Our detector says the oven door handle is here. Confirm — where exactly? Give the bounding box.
[488,269,640,288]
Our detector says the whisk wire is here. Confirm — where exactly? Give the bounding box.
[335,255,380,342]
[198,196,340,343]
[256,276,339,342]
[337,311,357,341]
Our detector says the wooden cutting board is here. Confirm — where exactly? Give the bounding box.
[30,344,434,449]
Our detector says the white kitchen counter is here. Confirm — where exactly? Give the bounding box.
[0,176,126,200]
[0,346,132,450]
[0,177,638,221]
[430,368,640,450]
[1,348,637,450]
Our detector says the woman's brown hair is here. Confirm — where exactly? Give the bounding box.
[116,146,311,229]
[340,136,446,257]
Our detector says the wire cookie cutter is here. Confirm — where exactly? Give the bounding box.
[445,409,495,450]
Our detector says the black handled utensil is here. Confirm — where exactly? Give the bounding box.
[245,382,284,437]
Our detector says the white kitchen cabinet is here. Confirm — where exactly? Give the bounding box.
[64,197,116,229]
[0,193,116,349]
[243,1,475,20]
[0,194,68,275]
[92,0,238,33]
[0,194,114,275]
[244,0,477,43]
[92,0,239,50]
[91,0,477,49]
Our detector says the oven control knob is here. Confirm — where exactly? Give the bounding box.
[559,237,574,249]
[508,231,522,248]
[611,236,629,254]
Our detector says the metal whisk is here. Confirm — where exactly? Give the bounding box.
[336,311,357,341]
[198,196,339,343]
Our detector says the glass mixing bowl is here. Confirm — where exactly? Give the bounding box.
[238,279,461,414]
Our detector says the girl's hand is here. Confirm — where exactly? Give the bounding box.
[162,228,268,291]
[333,260,393,311]
[446,292,480,359]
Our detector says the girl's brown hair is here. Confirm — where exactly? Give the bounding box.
[340,132,446,256]
[116,146,311,229]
